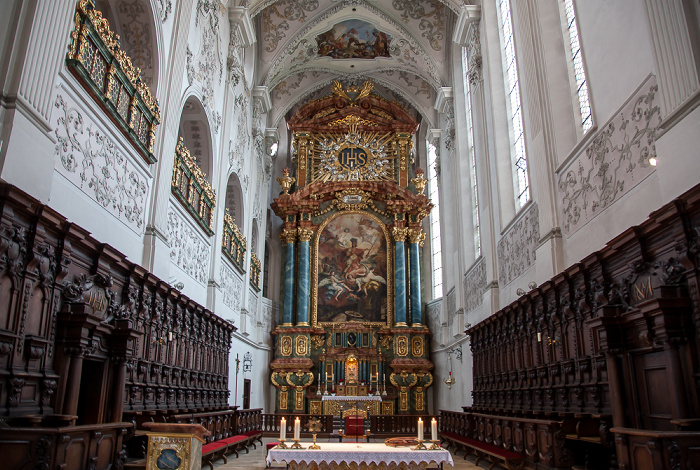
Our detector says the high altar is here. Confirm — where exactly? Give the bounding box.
[270,81,434,415]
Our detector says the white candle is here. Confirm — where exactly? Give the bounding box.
[418,418,424,441]
[431,418,437,442]
[280,417,286,440]
[383,373,386,383]
[294,417,300,440]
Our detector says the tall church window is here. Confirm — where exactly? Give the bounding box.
[427,141,443,299]
[463,47,481,258]
[497,0,530,208]
[561,0,592,134]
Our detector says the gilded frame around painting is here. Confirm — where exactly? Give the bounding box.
[311,211,394,327]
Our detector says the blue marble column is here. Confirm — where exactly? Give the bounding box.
[296,228,313,326]
[408,230,422,326]
[282,230,296,326]
[393,227,408,326]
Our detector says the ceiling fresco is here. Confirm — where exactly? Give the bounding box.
[248,0,461,129]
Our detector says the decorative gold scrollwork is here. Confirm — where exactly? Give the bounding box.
[281,336,293,356]
[396,336,409,356]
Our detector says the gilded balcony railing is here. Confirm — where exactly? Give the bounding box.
[171,139,216,235]
[66,0,160,164]
[250,252,261,291]
[222,210,246,273]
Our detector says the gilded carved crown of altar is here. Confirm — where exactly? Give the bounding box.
[285,80,420,188]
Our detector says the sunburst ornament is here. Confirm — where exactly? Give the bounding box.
[312,129,396,183]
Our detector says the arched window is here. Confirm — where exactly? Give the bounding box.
[94,0,159,92]
[462,47,481,258]
[497,0,530,209]
[427,140,442,299]
[225,173,245,225]
[560,0,592,134]
[178,97,213,180]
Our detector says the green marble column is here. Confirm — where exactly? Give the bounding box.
[281,229,296,326]
[296,228,314,326]
[392,227,408,326]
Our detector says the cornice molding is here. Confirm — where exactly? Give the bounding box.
[453,5,481,46]
[228,7,256,47]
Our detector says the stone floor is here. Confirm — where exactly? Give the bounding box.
[212,437,487,470]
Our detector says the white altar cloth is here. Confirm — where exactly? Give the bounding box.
[266,442,454,469]
[321,395,382,402]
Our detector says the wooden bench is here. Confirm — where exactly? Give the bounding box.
[441,431,525,470]
[200,434,250,469]
[202,441,228,470]
[241,429,264,449]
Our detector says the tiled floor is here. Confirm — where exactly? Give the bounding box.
[212,437,486,470]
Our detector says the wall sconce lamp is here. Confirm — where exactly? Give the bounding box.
[536,332,557,345]
[153,332,173,345]
[444,346,462,390]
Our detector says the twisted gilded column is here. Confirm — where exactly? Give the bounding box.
[281,229,297,326]
[408,228,425,327]
[392,227,408,326]
[296,227,314,326]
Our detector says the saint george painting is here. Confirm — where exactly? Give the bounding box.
[315,212,389,325]
[316,20,391,60]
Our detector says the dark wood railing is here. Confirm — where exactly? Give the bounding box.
[260,413,438,438]
[439,409,573,468]
[171,407,262,443]
[0,422,132,470]
[370,414,439,436]
[612,428,700,470]
[262,413,334,437]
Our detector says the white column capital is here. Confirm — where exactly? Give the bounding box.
[453,5,481,46]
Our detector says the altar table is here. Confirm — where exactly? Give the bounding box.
[266,442,454,470]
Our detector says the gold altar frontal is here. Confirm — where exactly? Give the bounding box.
[321,398,382,416]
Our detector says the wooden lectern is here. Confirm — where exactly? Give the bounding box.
[143,422,211,470]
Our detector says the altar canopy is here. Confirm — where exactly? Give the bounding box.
[269,80,434,415]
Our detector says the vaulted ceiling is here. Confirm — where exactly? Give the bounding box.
[245,0,463,128]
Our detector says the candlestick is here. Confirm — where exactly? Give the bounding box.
[431,418,437,442]
[294,417,300,440]
[418,418,423,441]
[280,417,286,441]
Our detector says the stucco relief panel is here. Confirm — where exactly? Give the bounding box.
[558,75,660,235]
[185,0,226,132]
[463,257,486,314]
[497,203,539,287]
[220,261,244,311]
[427,299,442,347]
[167,206,211,285]
[52,93,150,233]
